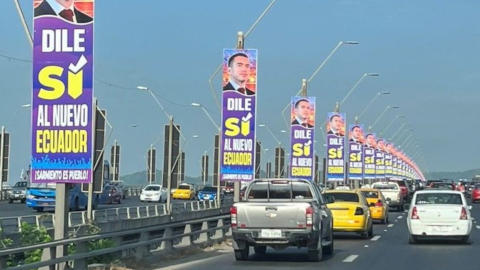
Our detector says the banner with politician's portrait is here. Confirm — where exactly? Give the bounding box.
[348,124,364,180]
[375,139,386,179]
[32,0,95,184]
[363,132,376,179]
[220,49,258,182]
[384,142,393,178]
[289,97,315,180]
[397,152,404,177]
[326,112,346,181]
[391,145,398,177]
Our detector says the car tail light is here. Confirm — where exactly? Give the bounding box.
[375,200,383,207]
[230,206,238,227]
[460,207,468,220]
[354,207,364,215]
[306,207,313,227]
[411,206,419,219]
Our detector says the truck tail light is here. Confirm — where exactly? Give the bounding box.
[230,206,237,227]
[411,206,419,219]
[306,207,313,227]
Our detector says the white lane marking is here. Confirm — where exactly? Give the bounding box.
[475,221,477,224]
[397,216,403,219]
[388,224,394,228]
[384,229,388,232]
[472,217,475,220]
[343,255,359,262]
[395,220,398,222]
[371,236,381,241]
[476,225,480,230]
[404,210,408,212]
[364,245,369,247]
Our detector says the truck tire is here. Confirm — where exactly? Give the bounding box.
[234,245,249,261]
[408,234,417,244]
[254,246,266,254]
[307,248,322,262]
[323,229,334,255]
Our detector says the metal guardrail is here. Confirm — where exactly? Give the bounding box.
[0,199,226,235]
[0,214,231,270]
[0,188,143,201]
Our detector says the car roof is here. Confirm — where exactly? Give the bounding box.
[325,189,358,194]
[146,184,162,187]
[415,190,463,195]
[358,188,380,192]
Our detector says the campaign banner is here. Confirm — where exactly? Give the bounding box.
[397,153,404,177]
[363,132,376,179]
[392,146,398,177]
[348,124,364,180]
[289,97,315,180]
[385,142,393,178]
[32,0,95,183]
[375,139,386,179]
[326,112,346,181]
[220,49,258,182]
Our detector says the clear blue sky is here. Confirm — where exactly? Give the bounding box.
[1,0,480,184]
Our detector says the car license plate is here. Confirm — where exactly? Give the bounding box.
[14,195,19,198]
[261,229,282,238]
[204,196,210,199]
[431,226,450,232]
[146,194,151,197]
[42,203,49,206]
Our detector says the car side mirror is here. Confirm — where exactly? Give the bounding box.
[369,202,375,207]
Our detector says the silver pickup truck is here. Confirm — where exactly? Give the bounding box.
[372,182,404,211]
[230,178,334,262]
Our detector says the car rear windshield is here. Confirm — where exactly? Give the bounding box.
[247,181,313,199]
[431,183,453,189]
[372,184,398,190]
[178,185,191,190]
[145,186,160,191]
[415,193,463,205]
[328,193,359,202]
[201,187,216,192]
[361,191,378,199]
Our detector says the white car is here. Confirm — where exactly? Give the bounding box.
[407,190,472,244]
[140,184,167,203]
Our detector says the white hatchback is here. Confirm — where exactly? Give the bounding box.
[140,184,167,203]
[407,190,472,244]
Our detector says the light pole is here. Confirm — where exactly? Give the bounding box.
[5,104,31,128]
[339,73,380,108]
[357,92,390,121]
[396,128,413,144]
[258,124,282,146]
[282,41,359,127]
[116,124,138,141]
[191,103,220,131]
[380,115,405,137]
[389,124,409,141]
[370,106,400,131]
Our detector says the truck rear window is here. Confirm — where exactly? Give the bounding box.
[247,182,313,199]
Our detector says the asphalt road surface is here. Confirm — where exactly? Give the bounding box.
[158,203,480,270]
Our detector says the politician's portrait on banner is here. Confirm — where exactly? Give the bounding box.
[220,49,258,182]
[289,97,315,180]
[348,124,364,180]
[326,112,345,181]
[32,0,95,183]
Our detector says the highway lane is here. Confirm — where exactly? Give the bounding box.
[156,203,480,270]
[0,197,197,218]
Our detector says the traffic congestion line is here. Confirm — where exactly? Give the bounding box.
[343,255,359,262]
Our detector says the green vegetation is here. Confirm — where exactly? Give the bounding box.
[68,221,116,264]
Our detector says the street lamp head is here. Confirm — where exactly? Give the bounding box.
[130,124,138,128]
[366,73,380,77]
[280,130,287,133]
[380,92,390,95]
[22,104,31,108]
[391,106,400,109]
[137,86,148,91]
[258,124,266,127]
[398,115,406,118]
[192,135,199,138]
[191,103,201,107]
[343,41,359,45]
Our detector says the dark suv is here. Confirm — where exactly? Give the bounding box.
[8,181,28,204]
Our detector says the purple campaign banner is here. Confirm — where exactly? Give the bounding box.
[31,1,95,183]
[326,112,346,181]
[289,96,315,180]
[220,49,258,182]
[363,132,376,179]
[392,154,398,177]
[385,142,393,178]
[375,139,386,179]
[348,124,364,180]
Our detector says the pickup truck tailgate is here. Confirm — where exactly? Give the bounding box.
[236,202,310,228]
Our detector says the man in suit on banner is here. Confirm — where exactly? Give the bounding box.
[327,114,344,136]
[34,0,93,23]
[349,125,363,143]
[223,53,255,96]
[291,99,314,128]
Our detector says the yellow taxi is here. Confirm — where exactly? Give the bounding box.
[359,188,389,224]
[324,189,373,239]
[172,184,195,200]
